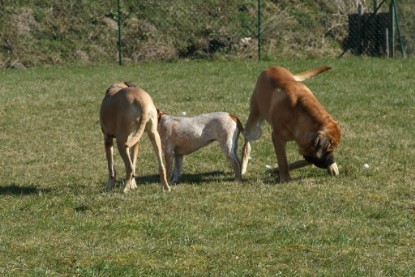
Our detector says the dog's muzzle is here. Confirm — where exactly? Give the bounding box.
[303,154,335,169]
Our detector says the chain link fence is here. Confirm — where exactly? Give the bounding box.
[113,0,414,63]
[112,0,258,62]
[340,0,410,57]
[0,0,413,68]
[395,0,415,57]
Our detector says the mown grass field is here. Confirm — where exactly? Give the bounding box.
[0,58,414,276]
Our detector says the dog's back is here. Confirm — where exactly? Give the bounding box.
[251,66,332,124]
[100,85,157,147]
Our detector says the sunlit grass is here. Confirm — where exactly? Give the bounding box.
[0,58,414,275]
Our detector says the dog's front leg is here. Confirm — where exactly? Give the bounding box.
[148,130,171,191]
[268,160,311,174]
[271,131,291,182]
[129,143,139,190]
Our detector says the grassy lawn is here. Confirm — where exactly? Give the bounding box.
[0,58,414,276]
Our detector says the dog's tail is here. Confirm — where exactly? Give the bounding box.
[240,140,251,175]
[125,112,149,148]
[293,66,331,82]
[105,81,136,95]
[157,109,167,123]
[230,114,245,134]
[230,114,251,175]
[123,81,136,88]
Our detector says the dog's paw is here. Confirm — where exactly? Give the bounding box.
[123,179,135,193]
[170,175,181,184]
[265,165,279,174]
[327,162,339,176]
[162,183,171,192]
[278,175,292,183]
[105,178,116,191]
[130,178,138,190]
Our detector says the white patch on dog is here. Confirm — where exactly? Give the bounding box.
[327,162,339,176]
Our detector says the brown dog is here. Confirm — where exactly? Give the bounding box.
[100,82,170,192]
[243,65,341,182]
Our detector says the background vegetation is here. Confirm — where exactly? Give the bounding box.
[0,0,414,68]
[0,58,414,275]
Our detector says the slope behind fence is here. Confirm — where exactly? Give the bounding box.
[0,0,413,68]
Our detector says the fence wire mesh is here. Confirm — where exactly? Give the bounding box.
[0,0,413,68]
[341,0,412,57]
[395,0,415,57]
[115,0,414,61]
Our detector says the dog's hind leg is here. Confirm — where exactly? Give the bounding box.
[116,139,135,193]
[147,124,171,191]
[271,130,291,182]
[171,155,183,184]
[104,134,116,190]
[129,142,139,190]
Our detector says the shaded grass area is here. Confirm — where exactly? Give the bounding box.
[0,58,414,275]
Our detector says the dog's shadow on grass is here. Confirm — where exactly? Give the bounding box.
[0,183,51,196]
[136,170,234,186]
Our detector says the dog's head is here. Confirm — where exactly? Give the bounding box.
[301,124,341,169]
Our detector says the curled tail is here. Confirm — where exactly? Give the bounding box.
[125,112,149,148]
[230,114,251,175]
[293,66,331,82]
[105,81,136,95]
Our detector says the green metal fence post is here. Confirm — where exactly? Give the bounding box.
[390,0,395,57]
[392,0,405,57]
[257,0,261,61]
[118,0,122,65]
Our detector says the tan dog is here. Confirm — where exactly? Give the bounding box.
[157,111,251,183]
[243,65,341,182]
[100,82,170,192]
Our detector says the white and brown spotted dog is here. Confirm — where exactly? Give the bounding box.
[157,111,251,183]
[100,82,170,192]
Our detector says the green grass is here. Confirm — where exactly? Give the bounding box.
[0,58,414,276]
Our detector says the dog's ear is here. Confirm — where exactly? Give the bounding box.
[314,134,330,159]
